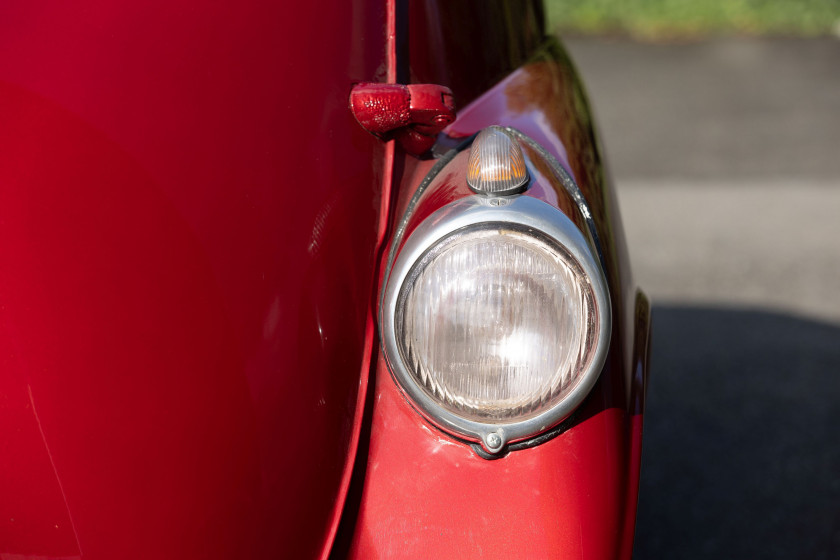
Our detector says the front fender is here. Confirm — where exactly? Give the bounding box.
[341,43,651,559]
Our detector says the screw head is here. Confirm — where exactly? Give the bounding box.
[486,433,502,449]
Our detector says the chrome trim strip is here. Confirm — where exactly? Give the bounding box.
[504,127,607,272]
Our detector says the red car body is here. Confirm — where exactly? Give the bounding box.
[0,1,650,558]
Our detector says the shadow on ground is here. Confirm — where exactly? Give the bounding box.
[634,305,840,559]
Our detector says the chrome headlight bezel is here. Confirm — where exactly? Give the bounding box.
[381,194,611,453]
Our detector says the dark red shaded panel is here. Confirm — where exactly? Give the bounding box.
[408,0,546,105]
[1,81,260,558]
[0,0,389,557]
[0,380,80,557]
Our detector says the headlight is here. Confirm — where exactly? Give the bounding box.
[382,195,610,453]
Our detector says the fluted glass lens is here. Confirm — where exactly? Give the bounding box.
[397,225,597,423]
[466,126,528,195]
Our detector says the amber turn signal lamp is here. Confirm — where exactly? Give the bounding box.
[466,126,529,196]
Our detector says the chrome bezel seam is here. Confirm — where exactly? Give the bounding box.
[381,195,611,453]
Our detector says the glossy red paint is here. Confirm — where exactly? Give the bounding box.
[0,1,392,558]
[350,356,637,559]
[350,83,456,155]
[323,1,399,555]
[343,35,650,558]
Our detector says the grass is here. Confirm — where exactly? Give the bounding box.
[545,0,840,39]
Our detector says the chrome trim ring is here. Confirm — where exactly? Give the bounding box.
[381,194,612,454]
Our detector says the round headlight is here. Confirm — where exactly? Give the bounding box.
[382,196,610,453]
[397,224,595,422]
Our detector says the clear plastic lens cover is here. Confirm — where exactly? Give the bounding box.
[396,224,598,423]
[466,126,528,195]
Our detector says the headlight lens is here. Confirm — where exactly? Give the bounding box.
[396,224,597,423]
[382,195,610,452]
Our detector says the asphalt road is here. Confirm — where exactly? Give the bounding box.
[564,37,840,558]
